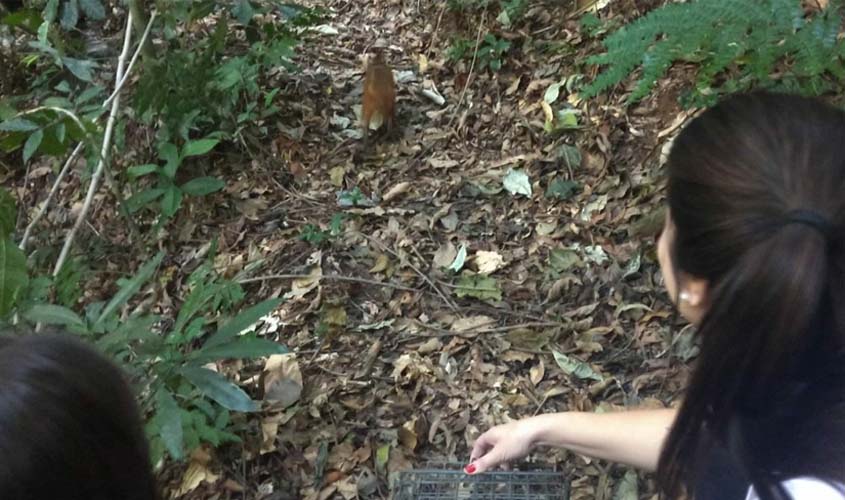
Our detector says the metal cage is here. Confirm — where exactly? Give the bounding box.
[393,463,569,500]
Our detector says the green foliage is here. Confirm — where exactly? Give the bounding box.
[126,137,225,220]
[581,0,845,105]
[54,257,86,306]
[134,18,297,144]
[0,189,27,318]
[49,0,107,30]
[545,177,579,200]
[579,12,606,37]
[448,33,512,71]
[455,272,502,301]
[299,213,346,246]
[1,0,315,465]
[0,8,106,165]
[446,37,474,62]
[21,249,287,462]
[447,0,494,11]
[447,0,528,24]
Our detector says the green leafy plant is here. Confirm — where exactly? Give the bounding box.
[496,0,527,27]
[447,0,494,12]
[299,213,346,246]
[448,33,512,71]
[446,37,474,62]
[455,272,502,301]
[578,12,605,37]
[44,0,107,31]
[126,137,225,220]
[22,249,287,462]
[0,86,103,163]
[134,18,297,145]
[446,0,526,21]
[581,0,845,106]
[0,189,28,318]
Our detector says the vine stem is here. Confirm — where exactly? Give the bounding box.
[19,142,83,251]
[52,10,134,277]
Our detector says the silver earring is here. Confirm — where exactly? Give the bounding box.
[679,291,691,302]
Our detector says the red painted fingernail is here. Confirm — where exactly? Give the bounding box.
[464,464,476,474]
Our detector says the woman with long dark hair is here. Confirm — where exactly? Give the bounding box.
[467,93,845,499]
[0,334,158,500]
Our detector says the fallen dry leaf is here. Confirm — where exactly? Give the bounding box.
[474,250,505,274]
[262,353,303,407]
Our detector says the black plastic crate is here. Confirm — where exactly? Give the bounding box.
[393,463,569,500]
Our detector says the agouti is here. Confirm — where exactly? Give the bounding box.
[361,50,396,140]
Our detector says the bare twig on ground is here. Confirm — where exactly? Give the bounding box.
[238,273,421,292]
[19,143,84,251]
[356,231,459,311]
[395,320,570,344]
[447,11,486,129]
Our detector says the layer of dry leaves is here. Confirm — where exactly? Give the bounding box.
[11,0,711,499]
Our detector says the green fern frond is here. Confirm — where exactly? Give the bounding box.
[580,0,845,105]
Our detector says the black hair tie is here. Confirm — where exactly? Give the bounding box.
[783,209,834,240]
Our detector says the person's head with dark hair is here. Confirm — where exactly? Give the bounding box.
[655,92,845,499]
[0,334,157,500]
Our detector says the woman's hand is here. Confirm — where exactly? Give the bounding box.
[467,419,540,474]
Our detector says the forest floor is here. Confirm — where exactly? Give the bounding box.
[14,0,700,499]
[159,0,698,499]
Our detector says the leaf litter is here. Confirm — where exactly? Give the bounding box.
[18,0,706,498]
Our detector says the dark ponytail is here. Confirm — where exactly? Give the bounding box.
[657,92,845,498]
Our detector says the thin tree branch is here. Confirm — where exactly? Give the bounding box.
[448,11,486,129]
[238,273,421,292]
[103,10,157,109]
[356,231,459,311]
[52,11,134,277]
[19,142,83,251]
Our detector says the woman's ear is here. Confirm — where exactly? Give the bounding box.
[679,274,710,325]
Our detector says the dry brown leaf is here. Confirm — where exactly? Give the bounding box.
[474,250,505,274]
[501,350,534,363]
[417,337,442,354]
[222,479,245,493]
[329,166,346,187]
[383,181,411,202]
[530,360,545,386]
[262,353,303,407]
[398,418,420,450]
[335,476,358,500]
[451,315,496,332]
[501,393,531,406]
[369,254,389,273]
[176,460,219,496]
[432,241,458,268]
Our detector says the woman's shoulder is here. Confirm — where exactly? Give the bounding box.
[746,477,845,500]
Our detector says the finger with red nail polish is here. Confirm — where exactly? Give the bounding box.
[464,463,477,474]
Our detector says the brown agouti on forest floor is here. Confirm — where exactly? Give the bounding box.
[361,50,396,140]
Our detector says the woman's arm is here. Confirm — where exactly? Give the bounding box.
[469,408,677,473]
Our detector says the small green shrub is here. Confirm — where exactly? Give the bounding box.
[0,187,285,463]
[21,248,287,463]
[448,33,512,72]
[134,33,297,145]
[581,0,845,106]
[126,137,225,221]
[299,213,346,246]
